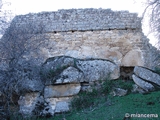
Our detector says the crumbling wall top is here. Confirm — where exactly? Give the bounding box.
[11,8,141,33]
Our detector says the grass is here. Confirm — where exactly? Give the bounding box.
[38,88,160,120]
[12,79,158,120]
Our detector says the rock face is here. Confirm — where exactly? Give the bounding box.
[132,75,155,92]
[42,56,120,84]
[18,92,40,116]
[44,83,81,98]
[132,66,160,92]
[134,66,160,86]
[18,56,120,117]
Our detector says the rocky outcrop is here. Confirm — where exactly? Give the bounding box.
[41,56,120,84]
[132,75,155,92]
[18,56,120,117]
[132,66,160,92]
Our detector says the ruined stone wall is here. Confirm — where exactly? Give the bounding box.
[12,8,141,32]
[39,29,150,67]
[1,8,160,117]
[3,8,156,68]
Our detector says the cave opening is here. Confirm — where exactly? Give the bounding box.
[120,66,134,80]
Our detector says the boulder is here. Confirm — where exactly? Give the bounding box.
[134,66,160,86]
[132,74,155,92]
[44,97,71,115]
[44,83,81,98]
[18,92,41,116]
[18,93,72,117]
[112,88,128,96]
[76,59,120,81]
[55,67,84,84]
[122,50,144,66]
[18,56,120,117]
[41,56,120,85]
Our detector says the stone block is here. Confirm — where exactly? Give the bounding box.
[122,50,144,66]
[44,83,81,98]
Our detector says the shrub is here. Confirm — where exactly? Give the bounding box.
[71,78,134,111]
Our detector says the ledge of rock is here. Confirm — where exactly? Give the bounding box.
[41,56,120,85]
[132,66,160,92]
[44,83,81,98]
[18,56,120,117]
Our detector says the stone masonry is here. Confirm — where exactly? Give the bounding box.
[1,8,160,117]
[5,8,157,68]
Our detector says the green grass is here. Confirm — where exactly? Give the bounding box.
[41,91,160,120]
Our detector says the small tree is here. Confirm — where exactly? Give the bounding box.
[0,13,49,119]
[0,0,12,38]
[142,0,160,48]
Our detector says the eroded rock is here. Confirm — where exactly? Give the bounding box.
[132,84,147,94]
[76,59,120,81]
[44,97,71,115]
[134,66,160,86]
[132,74,155,92]
[122,50,144,66]
[44,83,81,98]
[112,88,128,96]
[42,56,120,85]
[18,92,40,116]
[55,66,84,84]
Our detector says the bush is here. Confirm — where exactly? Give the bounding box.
[71,89,99,111]
[71,79,134,111]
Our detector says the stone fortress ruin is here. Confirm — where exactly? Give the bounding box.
[1,8,160,117]
[10,8,159,68]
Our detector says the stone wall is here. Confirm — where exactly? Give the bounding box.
[2,8,157,68]
[1,8,160,117]
[39,29,150,67]
[6,8,155,68]
[12,8,141,33]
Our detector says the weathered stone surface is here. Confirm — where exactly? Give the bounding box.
[122,50,144,66]
[112,88,128,96]
[132,74,155,92]
[37,30,152,67]
[18,79,44,93]
[42,56,120,85]
[18,92,40,116]
[10,9,141,33]
[132,84,147,94]
[55,67,84,84]
[4,8,160,118]
[134,66,160,86]
[45,97,71,115]
[55,100,70,113]
[44,83,81,98]
[77,59,120,81]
